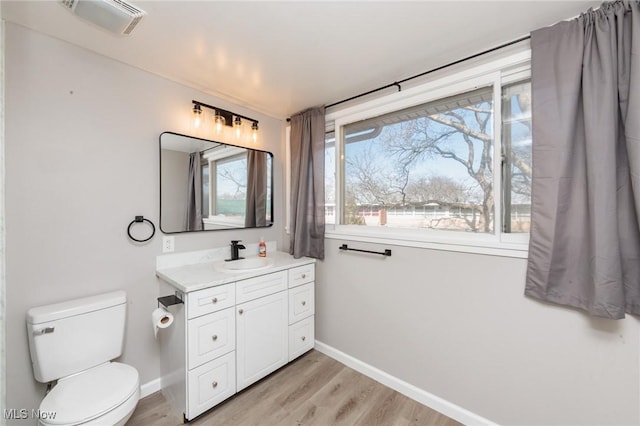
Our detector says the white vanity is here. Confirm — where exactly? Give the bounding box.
[156,246,315,421]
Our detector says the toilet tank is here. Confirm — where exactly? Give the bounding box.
[26,290,127,383]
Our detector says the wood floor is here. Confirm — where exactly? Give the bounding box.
[128,350,461,426]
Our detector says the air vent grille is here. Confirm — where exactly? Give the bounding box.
[60,0,75,9]
[123,15,143,35]
[112,0,145,17]
[58,0,146,35]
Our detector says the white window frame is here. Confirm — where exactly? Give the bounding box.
[325,50,532,258]
[203,147,248,228]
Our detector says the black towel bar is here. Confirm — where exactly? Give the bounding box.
[339,244,391,257]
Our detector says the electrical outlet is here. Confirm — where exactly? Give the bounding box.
[162,236,175,253]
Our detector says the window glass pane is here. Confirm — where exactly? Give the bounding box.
[342,86,495,233]
[501,81,532,233]
[215,154,247,217]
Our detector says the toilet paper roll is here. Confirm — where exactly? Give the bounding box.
[152,307,174,338]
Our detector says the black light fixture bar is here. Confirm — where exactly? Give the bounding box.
[192,100,259,127]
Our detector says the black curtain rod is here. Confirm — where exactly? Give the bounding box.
[325,34,531,110]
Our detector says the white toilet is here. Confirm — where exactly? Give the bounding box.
[26,290,140,426]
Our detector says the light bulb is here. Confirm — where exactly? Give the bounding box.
[192,104,203,129]
[251,122,259,143]
[215,113,225,134]
[234,116,242,139]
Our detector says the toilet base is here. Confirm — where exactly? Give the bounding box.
[39,385,139,426]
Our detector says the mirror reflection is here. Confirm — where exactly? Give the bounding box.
[160,132,273,233]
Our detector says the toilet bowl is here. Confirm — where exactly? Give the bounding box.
[38,362,139,426]
[26,291,140,426]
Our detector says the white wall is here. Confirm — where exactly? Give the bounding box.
[316,239,640,425]
[4,22,286,416]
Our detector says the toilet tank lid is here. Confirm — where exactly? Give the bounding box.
[27,291,127,324]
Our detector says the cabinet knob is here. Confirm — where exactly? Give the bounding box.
[212,381,218,388]
[212,335,218,341]
[212,297,218,304]
[302,274,306,279]
[238,309,244,315]
[301,301,306,306]
[301,336,306,341]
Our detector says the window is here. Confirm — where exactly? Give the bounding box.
[326,52,532,256]
[214,154,248,217]
[202,148,273,229]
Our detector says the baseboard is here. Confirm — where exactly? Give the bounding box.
[140,377,162,399]
[314,340,496,426]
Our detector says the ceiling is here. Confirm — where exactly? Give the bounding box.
[2,1,600,119]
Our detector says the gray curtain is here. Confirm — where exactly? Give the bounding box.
[526,1,640,319]
[289,106,325,259]
[245,150,268,227]
[184,152,203,231]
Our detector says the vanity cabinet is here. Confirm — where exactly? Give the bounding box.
[157,256,315,422]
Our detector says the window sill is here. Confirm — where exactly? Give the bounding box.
[325,228,529,259]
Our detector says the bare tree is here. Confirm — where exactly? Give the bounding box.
[343,90,532,232]
[378,104,494,231]
[405,175,468,204]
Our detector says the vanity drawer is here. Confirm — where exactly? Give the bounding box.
[288,282,314,325]
[289,315,314,361]
[187,283,235,319]
[187,307,235,369]
[236,270,287,304]
[187,351,236,420]
[288,264,314,288]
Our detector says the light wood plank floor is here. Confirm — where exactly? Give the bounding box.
[128,350,461,426]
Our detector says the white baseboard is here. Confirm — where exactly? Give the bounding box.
[140,377,162,399]
[314,340,496,426]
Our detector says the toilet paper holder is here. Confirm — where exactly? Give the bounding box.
[157,293,183,309]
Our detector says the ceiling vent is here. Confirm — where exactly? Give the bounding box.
[59,0,146,36]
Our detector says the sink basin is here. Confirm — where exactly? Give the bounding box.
[221,257,275,272]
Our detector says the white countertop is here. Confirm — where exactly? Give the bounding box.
[156,251,316,293]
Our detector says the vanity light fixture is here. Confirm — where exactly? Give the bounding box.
[191,100,259,141]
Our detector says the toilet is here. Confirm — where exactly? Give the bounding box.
[26,290,140,426]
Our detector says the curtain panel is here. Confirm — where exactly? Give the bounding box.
[245,150,268,227]
[184,151,203,231]
[289,106,326,259]
[526,0,640,319]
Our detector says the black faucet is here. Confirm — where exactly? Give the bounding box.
[227,240,246,261]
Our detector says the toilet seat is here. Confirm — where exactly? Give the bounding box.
[39,362,139,426]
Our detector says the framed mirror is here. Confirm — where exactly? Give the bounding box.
[160,132,273,233]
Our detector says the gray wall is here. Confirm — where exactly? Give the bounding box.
[4,23,286,415]
[316,239,640,425]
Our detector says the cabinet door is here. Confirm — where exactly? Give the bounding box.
[288,263,315,288]
[187,351,236,420]
[288,282,315,325]
[187,307,235,369]
[289,315,314,362]
[236,291,288,391]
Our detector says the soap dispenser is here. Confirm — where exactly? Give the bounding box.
[258,237,267,257]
